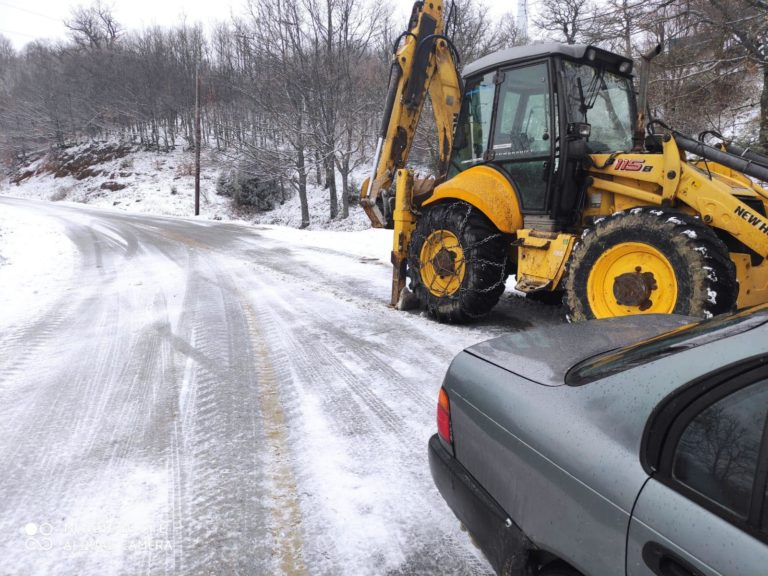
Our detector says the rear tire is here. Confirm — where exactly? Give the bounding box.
[564,208,737,322]
[408,201,509,323]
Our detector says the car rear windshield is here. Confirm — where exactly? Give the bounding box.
[565,308,768,386]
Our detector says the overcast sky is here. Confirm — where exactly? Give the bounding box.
[0,0,523,50]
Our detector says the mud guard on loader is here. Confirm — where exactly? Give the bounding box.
[389,165,525,309]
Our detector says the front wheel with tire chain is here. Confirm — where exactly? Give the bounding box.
[408,201,509,323]
[564,208,737,322]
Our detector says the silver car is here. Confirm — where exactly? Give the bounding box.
[430,307,768,576]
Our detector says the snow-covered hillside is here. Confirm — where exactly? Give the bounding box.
[1,142,372,231]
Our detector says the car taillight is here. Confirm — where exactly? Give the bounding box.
[437,387,452,444]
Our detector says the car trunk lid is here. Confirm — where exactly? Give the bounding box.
[465,314,691,386]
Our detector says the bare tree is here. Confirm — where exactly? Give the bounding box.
[448,0,523,62]
[533,0,597,45]
[243,0,315,227]
[695,0,768,148]
[64,1,122,50]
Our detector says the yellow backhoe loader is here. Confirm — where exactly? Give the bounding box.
[361,0,768,322]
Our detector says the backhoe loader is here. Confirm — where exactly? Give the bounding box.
[361,0,768,322]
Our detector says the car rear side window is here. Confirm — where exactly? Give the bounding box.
[764,483,768,530]
[566,308,768,386]
[673,380,768,518]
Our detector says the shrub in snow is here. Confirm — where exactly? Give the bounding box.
[176,161,195,177]
[216,169,237,198]
[346,177,360,206]
[49,188,69,202]
[216,164,284,212]
[234,174,282,211]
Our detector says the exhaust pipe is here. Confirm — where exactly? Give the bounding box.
[633,44,662,152]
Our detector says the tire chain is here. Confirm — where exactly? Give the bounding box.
[411,202,508,302]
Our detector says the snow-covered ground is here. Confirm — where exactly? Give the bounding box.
[0,204,76,328]
[0,143,372,232]
[0,197,564,576]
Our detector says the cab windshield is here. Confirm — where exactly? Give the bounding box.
[563,61,634,153]
[448,71,496,177]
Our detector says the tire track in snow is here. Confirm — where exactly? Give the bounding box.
[240,298,307,576]
[246,251,506,379]
[0,212,108,383]
[245,259,460,414]
[256,286,404,439]
[241,273,492,575]
[0,299,73,385]
[0,295,132,573]
[0,292,119,469]
[163,259,275,576]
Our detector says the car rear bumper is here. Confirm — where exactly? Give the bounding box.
[428,434,533,575]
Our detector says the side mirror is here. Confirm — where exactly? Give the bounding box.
[566,123,591,160]
[567,138,589,160]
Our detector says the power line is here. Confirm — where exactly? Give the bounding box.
[0,1,64,23]
[0,27,40,39]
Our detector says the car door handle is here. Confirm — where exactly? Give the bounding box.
[659,556,697,576]
[642,542,705,576]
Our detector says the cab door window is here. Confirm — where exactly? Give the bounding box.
[492,67,551,159]
[491,63,552,212]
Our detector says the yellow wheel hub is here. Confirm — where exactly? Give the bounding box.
[587,242,678,318]
[419,230,466,297]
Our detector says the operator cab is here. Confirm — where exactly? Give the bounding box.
[448,44,636,229]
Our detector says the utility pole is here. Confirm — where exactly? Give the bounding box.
[517,0,528,39]
[194,65,201,216]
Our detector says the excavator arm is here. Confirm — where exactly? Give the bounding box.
[360,0,462,229]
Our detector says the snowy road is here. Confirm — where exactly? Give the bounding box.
[0,197,563,576]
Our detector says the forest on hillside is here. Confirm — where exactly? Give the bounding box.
[0,0,766,226]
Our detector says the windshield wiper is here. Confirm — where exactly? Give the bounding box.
[577,77,586,114]
[577,68,605,113]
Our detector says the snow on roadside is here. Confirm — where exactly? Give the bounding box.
[0,204,76,329]
[1,143,373,232]
[255,224,392,263]
[1,145,233,221]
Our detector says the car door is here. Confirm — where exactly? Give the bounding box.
[627,366,768,576]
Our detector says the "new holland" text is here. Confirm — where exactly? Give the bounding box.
[735,205,768,235]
